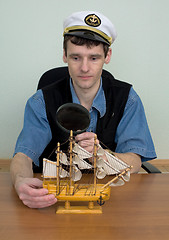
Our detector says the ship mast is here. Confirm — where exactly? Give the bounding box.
[56,142,60,195]
[93,134,97,193]
[69,130,73,194]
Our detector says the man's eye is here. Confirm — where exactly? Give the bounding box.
[73,57,79,61]
[91,57,98,61]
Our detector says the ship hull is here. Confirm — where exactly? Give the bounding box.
[43,179,111,202]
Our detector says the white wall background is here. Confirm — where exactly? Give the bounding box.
[0,0,168,159]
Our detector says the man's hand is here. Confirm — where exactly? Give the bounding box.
[75,132,99,153]
[10,153,57,209]
[15,177,57,208]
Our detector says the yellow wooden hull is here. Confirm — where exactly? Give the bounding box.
[43,179,111,202]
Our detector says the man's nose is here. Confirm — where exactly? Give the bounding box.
[81,59,89,72]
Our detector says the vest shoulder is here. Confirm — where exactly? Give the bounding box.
[42,77,69,94]
[102,69,132,89]
[37,67,69,89]
[42,76,72,104]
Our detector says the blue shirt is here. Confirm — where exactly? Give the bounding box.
[14,79,157,166]
[70,78,106,133]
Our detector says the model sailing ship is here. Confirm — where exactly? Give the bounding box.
[42,103,132,214]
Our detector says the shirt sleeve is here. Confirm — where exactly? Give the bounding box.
[115,87,157,162]
[14,90,52,166]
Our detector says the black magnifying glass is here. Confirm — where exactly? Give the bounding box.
[56,103,90,135]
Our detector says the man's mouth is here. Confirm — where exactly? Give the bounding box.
[79,76,92,79]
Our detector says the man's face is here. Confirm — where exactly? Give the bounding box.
[63,40,112,92]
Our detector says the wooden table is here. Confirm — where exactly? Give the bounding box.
[1,172,169,240]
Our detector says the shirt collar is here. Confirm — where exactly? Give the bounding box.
[70,77,106,117]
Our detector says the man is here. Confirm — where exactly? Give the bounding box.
[10,11,156,208]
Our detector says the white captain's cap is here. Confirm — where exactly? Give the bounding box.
[63,11,117,46]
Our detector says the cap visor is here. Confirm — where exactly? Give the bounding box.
[64,30,109,45]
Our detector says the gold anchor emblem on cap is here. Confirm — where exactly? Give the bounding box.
[84,14,101,27]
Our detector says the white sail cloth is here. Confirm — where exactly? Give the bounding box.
[43,158,68,178]
[43,143,131,185]
[43,158,82,181]
[96,145,131,184]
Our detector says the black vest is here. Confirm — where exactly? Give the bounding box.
[34,70,131,172]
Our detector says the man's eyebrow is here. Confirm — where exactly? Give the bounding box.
[69,53,102,57]
[90,54,102,58]
[69,53,80,57]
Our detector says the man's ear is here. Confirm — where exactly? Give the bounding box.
[104,48,112,64]
[63,49,67,63]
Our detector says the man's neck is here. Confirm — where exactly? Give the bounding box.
[74,85,100,111]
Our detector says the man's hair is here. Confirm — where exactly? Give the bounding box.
[63,35,109,57]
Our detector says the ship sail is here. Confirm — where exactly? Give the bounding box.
[43,158,57,178]
[72,165,82,181]
[44,144,130,182]
[72,143,93,170]
[73,143,92,158]
[43,158,69,179]
[43,158,83,181]
[59,151,69,165]
[95,146,131,184]
[100,150,130,174]
[73,154,92,169]
[99,150,131,186]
